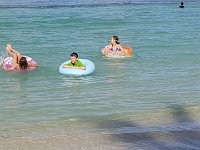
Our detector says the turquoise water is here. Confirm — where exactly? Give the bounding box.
[0,0,200,148]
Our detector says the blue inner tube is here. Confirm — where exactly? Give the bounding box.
[59,59,95,76]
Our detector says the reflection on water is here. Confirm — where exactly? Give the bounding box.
[1,74,29,108]
[59,75,96,87]
[106,58,126,68]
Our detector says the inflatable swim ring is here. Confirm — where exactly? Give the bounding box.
[122,45,133,56]
[102,45,133,58]
[2,56,38,72]
[59,59,95,76]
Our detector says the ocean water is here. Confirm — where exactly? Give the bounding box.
[0,0,200,149]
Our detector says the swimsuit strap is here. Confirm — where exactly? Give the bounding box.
[111,45,121,51]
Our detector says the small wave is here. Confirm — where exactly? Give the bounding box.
[1,0,195,9]
[0,0,198,8]
[0,3,132,9]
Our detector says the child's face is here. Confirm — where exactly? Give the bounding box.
[70,56,77,63]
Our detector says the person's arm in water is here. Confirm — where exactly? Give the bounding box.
[63,65,86,70]
[70,66,86,70]
[28,63,39,67]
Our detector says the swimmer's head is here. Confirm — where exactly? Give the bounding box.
[19,57,28,70]
[70,52,78,58]
[112,36,120,44]
[70,52,78,64]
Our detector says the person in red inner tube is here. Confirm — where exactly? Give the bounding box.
[102,36,127,56]
[5,44,38,71]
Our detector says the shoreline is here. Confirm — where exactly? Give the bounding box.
[1,106,200,149]
[1,105,200,137]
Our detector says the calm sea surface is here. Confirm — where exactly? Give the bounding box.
[0,0,200,149]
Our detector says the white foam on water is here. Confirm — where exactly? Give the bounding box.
[0,50,8,65]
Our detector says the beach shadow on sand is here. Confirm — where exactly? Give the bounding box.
[98,105,200,150]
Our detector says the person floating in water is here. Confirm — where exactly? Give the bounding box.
[102,36,127,56]
[63,52,86,70]
[179,2,184,8]
[5,44,38,70]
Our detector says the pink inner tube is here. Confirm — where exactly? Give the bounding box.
[2,56,38,72]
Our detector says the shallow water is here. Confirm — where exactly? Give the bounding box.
[0,0,200,149]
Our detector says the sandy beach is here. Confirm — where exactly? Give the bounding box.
[1,130,200,150]
[0,135,126,150]
[1,106,200,150]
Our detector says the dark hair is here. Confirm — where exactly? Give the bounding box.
[113,36,120,44]
[19,57,28,70]
[70,52,78,58]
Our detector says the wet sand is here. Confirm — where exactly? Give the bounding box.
[1,106,200,150]
[1,130,200,150]
[0,135,126,150]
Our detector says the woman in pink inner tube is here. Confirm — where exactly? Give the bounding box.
[2,44,39,71]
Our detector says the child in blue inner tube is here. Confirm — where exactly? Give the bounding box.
[63,52,86,70]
